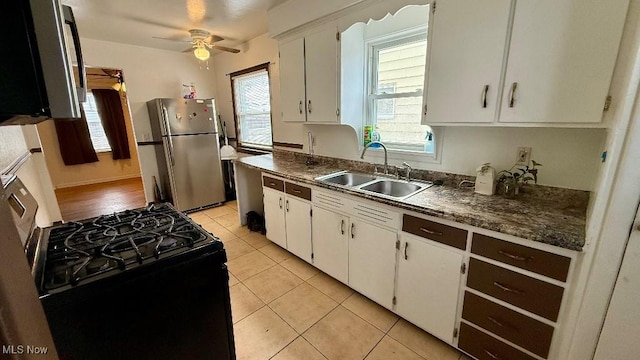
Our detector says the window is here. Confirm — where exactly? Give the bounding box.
[84,92,111,152]
[231,63,273,150]
[367,28,435,154]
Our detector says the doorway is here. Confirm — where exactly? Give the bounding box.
[594,201,640,359]
[37,67,145,221]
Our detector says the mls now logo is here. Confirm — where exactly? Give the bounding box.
[2,345,48,355]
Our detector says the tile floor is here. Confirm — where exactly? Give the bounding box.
[190,203,471,360]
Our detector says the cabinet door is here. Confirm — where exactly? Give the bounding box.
[263,188,287,248]
[279,38,306,122]
[424,0,511,124]
[396,235,463,343]
[285,196,312,263]
[304,26,339,123]
[500,0,628,123]
[312,206,349,283]
[348,219,397,309]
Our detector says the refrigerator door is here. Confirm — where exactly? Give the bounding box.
[164,133,225,211]
[161,99,218,136]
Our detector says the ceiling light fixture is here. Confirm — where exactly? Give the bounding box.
[193,45,210,61]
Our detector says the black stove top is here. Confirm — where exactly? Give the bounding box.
[39,203,218,293]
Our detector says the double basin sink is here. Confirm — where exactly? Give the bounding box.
[315,171,433,200]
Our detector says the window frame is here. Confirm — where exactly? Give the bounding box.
[229,62,274,153]
[84,91,112,153]
[362,25,440,164]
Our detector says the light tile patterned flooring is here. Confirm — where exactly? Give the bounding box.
[190,203,471,360]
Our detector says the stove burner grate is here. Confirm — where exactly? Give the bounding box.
[42,203,213,290]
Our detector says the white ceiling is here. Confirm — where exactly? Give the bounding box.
[62,0,287,52]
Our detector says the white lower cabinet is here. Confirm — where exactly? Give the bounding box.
[395,234,464,344]
[263,188,287,248]
[348,219,397,309]
[311,206,349,283]
[284,196,312,263]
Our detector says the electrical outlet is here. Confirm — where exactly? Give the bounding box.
[516,147,532,165]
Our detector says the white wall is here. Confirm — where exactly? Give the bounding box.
[79,38,219,201]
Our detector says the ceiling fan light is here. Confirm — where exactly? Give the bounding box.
[194,46,210,61]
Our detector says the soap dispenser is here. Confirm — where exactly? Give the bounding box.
[475,163,496,195]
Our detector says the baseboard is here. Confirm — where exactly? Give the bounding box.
[54,174,142,189]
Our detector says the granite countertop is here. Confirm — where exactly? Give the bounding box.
[236,153,587,251]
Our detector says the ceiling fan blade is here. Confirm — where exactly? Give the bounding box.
[208,35,224,43]
[120,14,186,32]
[153,36,192,43]
[182,47,195,53]
[211,45,240,53]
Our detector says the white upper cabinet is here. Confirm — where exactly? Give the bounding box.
[279,26,340,123]
[500,0,628,124]
[305,27,340,123]
[279,38,306,123]
[424,0,511,124]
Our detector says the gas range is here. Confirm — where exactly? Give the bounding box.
[34,203,217,294]
[5,176,236,359]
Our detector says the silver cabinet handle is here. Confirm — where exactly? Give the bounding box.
[509,82,518,108]
[487,316,508,329]
[419,227,443,236]
[298,100,303,114]
[308,100,312,114]
[498,249,532,262]
[286,199,289,212]
[279,197,282,209]
[423,104,427,116]
[493,281,524,295]
[351,223,355,238]
[340,219,345,235]
[404,242,409,260]
[482,85,489,108]
[484,349,502,360]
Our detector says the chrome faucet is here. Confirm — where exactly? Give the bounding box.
[361,141,389,174]
[402,162,413,181]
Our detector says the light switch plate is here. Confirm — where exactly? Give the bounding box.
[516,147,531,166]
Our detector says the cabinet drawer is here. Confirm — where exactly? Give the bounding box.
[462,291,554,358]
[472,233,571,282]
[285,182,312,201]
[263,175,284,192]
[402,214,467,250]
[459,323,537,360]
[467,259,564,322]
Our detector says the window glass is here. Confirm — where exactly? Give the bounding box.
[232,66,273,149]
[84,92,111,152]
[368,31,435,153]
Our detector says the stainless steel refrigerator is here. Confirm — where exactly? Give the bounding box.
[147,98,225,212]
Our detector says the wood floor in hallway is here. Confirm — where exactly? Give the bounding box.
[55,177,146,222]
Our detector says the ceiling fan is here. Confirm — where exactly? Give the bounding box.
[155,29,240,61]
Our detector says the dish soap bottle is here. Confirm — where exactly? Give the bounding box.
[370,126,381,148]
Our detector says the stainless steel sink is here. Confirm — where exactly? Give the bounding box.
[315,171,377,186]
[316,171,432,199]
[359,179,427,198]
